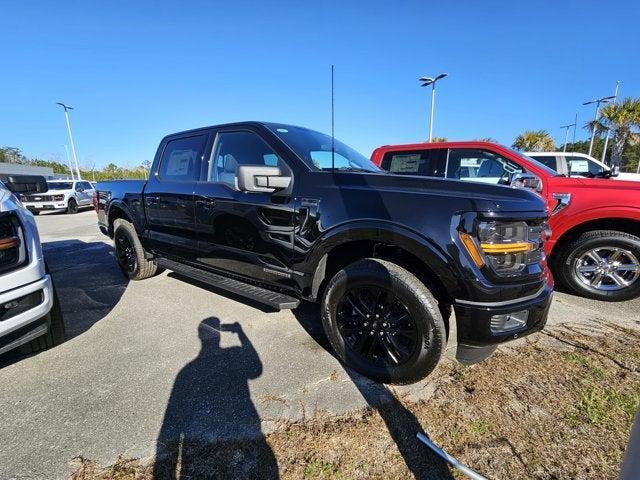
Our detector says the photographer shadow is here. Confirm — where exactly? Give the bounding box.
[153,317,278,479]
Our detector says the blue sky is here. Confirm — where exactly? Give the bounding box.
[2,1,639,169]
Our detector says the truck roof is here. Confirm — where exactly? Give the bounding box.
[163,121,310,139]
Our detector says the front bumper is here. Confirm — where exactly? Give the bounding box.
[0,275,54,355]
[454,283,552,348]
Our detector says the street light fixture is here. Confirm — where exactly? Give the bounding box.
[560,116,577,153]
[419,73,448,142]
[583,95,616,157]
[56,102,82,180]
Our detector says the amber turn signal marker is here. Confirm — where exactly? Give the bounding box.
[459,232,485,268]
[480,242,533,255]
[0,236,19,251]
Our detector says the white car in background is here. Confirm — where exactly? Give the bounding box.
[20,179,96,214]
[525,151,640,181]
[0,175,65,356]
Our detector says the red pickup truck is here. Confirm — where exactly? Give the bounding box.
[372,141,640,301]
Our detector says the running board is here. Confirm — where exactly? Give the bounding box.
[157,258,300,310]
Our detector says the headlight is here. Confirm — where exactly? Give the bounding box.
[0,214,26,273]
[460,220,548,276]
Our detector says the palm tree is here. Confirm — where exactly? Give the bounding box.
[512,130,556,151]
[474,137,499,143]
[592,98,640,170]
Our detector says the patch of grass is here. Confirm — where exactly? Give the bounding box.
[451,365,466,382]
[303,459,341,479]
[561,351,590,366]
[469,420,492,436]
[571,385,640,428]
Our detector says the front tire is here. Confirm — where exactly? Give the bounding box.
[321,258,446,384]
[113,218,161,280]
[555,230,640,301]
[66,198,78,214]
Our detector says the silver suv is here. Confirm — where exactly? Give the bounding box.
[0,175,65,355]
[21,180,95,215]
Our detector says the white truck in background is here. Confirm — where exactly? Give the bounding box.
[0,174,65,356]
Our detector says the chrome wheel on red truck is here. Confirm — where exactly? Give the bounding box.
[557,230,640,301]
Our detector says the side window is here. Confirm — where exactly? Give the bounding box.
[529,155,558,171]
[159,135,206,182]
[207,131,288,188]
[567,156,604,177]
[81,181,93,190]
[446,149,524,185]
[380,149,447,177]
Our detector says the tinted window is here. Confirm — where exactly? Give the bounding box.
[47,182,73,190]
[208,131,288,188]
[80,181,93,190]
[529,155,558,171]
[446,149,524,185]
[381,149,447,177]
[159,135,206,181]
[567,156,605,177]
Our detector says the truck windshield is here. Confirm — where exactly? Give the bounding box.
[266,124,381,172]
[47,182,74,190]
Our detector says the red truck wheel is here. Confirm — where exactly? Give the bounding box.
[556,230,640,301]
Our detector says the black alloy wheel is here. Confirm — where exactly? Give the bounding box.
[336,286,419,368]
[115,230,137,274]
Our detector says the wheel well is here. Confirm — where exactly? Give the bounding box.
[314,240,453,330]
[552,218,640,259]
[107,205,132,237]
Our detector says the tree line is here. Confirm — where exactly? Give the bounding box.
[0,147,149,181]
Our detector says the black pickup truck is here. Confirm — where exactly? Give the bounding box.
[96,121,553,383]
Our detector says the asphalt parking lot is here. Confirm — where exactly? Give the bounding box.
[1,210,639,479]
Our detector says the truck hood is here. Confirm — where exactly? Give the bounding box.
[343,172,547,213]
[576,177,640,190]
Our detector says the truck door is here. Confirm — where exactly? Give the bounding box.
[192,128,296,289]
[143,133,207,260]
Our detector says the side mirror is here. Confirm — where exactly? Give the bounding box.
[237,165,291,193]
[76,187,83,192]
[511,172,542,192]
[0,174,48,194]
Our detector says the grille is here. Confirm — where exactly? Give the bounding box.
[23,194,57,202]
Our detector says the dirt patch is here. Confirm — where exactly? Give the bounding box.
[70,323,639,479]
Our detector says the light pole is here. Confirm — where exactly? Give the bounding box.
[56,102,82,180]
[600,81,621,165]
[583,95,616,157]
[560,118,577,152]
[62,144,75,180]
[419,73,448,142]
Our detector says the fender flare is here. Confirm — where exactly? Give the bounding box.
[307,220,461,300]
[105,199,143,235]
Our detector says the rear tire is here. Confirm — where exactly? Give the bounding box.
[66,198,78,214]
[18,284,66,355]
[555,230,640,301]
[113,218,161,280]
[321,258,446,384]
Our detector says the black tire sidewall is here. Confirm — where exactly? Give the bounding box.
[113,220,141,279]
[562,234,640,301]
[321,259,445,384]
[67,198,78,214]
